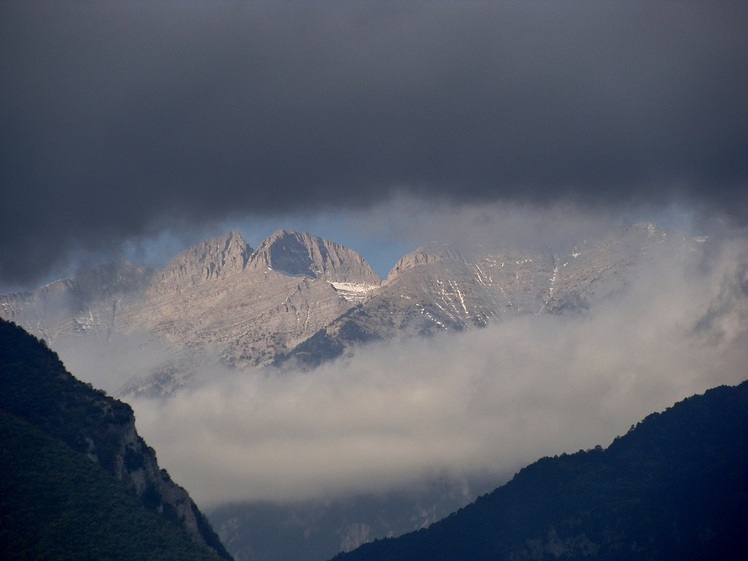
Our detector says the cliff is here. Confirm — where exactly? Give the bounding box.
[0,318,232,560]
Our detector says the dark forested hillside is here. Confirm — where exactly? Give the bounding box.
[0,318,232,560]
[0,411,222,561]
[332,380,748,561]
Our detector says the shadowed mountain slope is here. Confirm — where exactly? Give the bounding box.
[0,318,232,560]
[332,380,748,561]
[248,229,381,284]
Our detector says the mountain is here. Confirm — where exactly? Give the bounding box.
[0,223,730,561]
[0,318,232,560]
[331,380,748,561]
[277,223,696,367]
[1,230,381,395]
[0,259,153,343]
[152,230,251,293]
[0,224,693,388]
[127,230,378,387]
[249,229,381,286]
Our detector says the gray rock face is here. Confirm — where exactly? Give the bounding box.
[152,230,251,294]
[109,415,226,555]
[121,230,379,375]
[0,230,381,395]
[386,245,462,279]
[278,223,698,367]
[386,223,684,325]
[249,229,381,285]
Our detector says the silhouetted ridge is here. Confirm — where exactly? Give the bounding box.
[0,318,233,560]
[333,380,748,561]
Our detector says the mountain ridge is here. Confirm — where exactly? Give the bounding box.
[153,231,251,294]
[331,379,748,561]
[0,223,703,393]
[0,318,232,559]
[0,224,741,561]
[278,222,697,368]
[249,229,382,284]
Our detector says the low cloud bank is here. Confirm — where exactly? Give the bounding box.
[129,232,748,506]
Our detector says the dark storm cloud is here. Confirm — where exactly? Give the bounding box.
[2,1,747,285]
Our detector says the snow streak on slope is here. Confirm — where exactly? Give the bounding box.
[331,282,379,303]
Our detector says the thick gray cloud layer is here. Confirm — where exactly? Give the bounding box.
[2,1,747,284]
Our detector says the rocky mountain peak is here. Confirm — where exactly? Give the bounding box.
[387,245,463,281]
[248,230,381,284]
[152,231,251,293]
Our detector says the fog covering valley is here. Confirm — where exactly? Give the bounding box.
[42,209,748,508]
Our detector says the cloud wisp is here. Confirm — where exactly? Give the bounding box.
[129,232,748,506]
[2,1,748,285]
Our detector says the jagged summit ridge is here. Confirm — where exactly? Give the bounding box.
[249,229,381,285]
[151,229,381,290]
[153,231,251,294]
[0,222,704,394]
[0,229,382,392]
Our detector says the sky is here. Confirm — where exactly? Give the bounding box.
[2,0,748,508]
[2,0,748,288]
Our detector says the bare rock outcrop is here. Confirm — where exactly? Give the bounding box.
[249,229,381,285]
[152,231,251,295]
